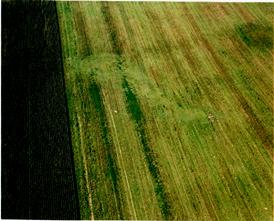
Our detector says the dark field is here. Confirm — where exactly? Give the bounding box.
[1,1,79,219]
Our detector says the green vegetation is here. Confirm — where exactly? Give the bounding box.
[57,2,273,220]
[122,79,171,219]
[236,22,273,51]
[89,76,123,218]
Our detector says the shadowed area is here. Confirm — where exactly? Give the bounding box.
[1,1,80,219]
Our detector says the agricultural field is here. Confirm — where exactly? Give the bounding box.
[57,2,273,220]
[2,1,79,219]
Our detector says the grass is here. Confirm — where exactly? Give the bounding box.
[57,2,273,220]
[236,22,273,51]
[122,78,172,219]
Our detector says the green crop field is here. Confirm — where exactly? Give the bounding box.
[57,2,273,220]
